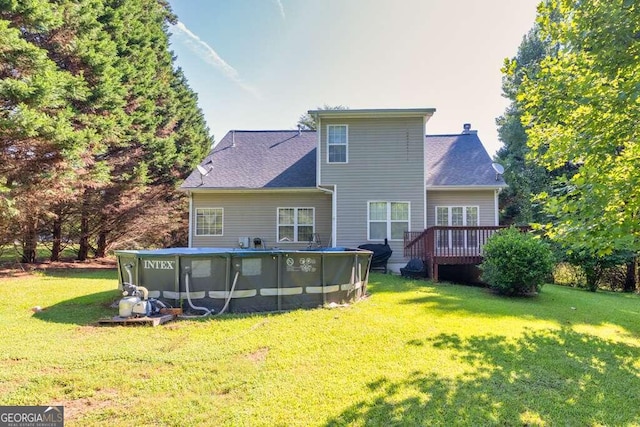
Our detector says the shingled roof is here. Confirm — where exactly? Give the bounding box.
[181,128,506,190]
[180,130,317,189]
[425,132,507,187]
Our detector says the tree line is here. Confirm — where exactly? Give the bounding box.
[0,0,213,263]
[496,0,639,291]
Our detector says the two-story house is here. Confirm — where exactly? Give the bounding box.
[180,108,507,274]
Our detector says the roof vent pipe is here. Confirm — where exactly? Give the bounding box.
[297,124,302,136]
[231,130,236,147]
[462,123,471,134]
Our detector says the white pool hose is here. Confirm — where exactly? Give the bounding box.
[137,286,149,300]
[215,271,240,316]
[122,264,151,300]
[124,264,134,286]
[184,272,212,316]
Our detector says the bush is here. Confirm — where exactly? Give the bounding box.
[553,261,630,292]
[480,227,554,296]
[553,262,583,287]
[563,249,634,292]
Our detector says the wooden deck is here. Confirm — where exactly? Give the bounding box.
[404,226,527,281]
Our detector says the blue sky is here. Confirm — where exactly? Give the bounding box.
[167,0,540,155]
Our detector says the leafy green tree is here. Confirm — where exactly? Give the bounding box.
[518,0,640,290]
[564,249,633,292]
[496,26,555,225]
[297,105,348,131]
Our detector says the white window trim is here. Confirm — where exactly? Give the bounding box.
[435,206,480,249]
[435,206,480,227]
[367,201,411,241]
[195,207,224,236]
[326,124,348,164]
[277,207,315,243]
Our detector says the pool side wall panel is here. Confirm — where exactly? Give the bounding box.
[115,248,372,314]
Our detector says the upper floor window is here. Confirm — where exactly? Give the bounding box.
[327,124,348,163]
[195,208,223,236]
[277,207,314,243]
[368,201,410,241]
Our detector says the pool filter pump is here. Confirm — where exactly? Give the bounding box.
[119,284,147,317]
[119,283,167,317]
[119,264,166,317]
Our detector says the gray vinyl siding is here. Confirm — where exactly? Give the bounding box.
[319,117,425,264]
[426,190,497,227]
[191,191,332,249]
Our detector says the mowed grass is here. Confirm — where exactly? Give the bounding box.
[1,270,639,426]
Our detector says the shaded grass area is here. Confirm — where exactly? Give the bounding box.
[1,271,639,426]
[0,244,79,263]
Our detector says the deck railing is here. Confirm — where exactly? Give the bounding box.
[404,226,527,261]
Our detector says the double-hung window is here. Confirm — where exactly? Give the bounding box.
[368,201,410,241]
[327,125,347,163]
[195,208,223,236]
[277,207,314,243]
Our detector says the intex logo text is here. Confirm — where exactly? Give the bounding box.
[143,260,175,270]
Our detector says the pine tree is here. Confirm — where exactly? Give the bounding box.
[82,0,211,258]
[1,0,212,262]
[0,1,94,262]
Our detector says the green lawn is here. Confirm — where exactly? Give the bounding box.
[1,270,639,426]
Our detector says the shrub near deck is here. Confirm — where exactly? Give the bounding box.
[480,227,555,295]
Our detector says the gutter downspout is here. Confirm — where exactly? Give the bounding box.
[188,191,193,247]
[314,113,337,247]
[423,116,428,230]
[315,113,321,191]
[494,189,500,226]
[316,185,337,247]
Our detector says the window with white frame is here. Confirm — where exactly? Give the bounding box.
[435,206,479,248]
[195,208,223,236]
[277,207,314,242]
[368,201,410,241]
[327,124,347,163]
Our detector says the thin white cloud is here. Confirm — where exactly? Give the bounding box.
[171,21,259,97]
[275,0,285,20]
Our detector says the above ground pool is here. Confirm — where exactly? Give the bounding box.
[115,247,373,314]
